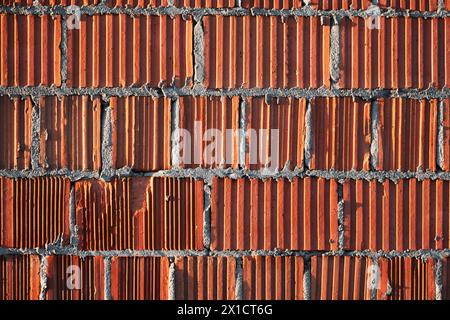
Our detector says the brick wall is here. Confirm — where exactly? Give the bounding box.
[0,0,449,300]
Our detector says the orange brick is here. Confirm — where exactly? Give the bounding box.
[0,96,32,170]
[75,177,204,250]
[0,255,40,300]
[243,256,304,300]
[175,256,235,300]
[0,14,61,86]
[46,256,104,300]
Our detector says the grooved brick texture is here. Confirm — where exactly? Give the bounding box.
[0,0,449,301]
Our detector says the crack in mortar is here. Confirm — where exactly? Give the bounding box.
[103,257,112,300]
[370,100,380,170]
[235,257,243,300]
[438,100,445,170]
[3,167,450,182]
[1,86,449,100]
[39,255,48,300]
[168,258,176,300]
[100,100,113,180]
[0,5,448,18]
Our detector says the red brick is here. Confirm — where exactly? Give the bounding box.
[377,98,437,171]
[241,0,302,9]
[67,14,193,88]
[378,257,435,300]
[378,0,439,11]
[111,97,171,171]
[75,177,204,250]
[46,256,104,300]
[309,0,369,9]
[111,257,169,300]
[311,256,372,300]
[0,96,32,170]
[343,179,450,251]
[339,17,449,89]
[175,256,235,300]
[0,255,40,300]
[246,97,307,171]
[243,256,304,300]
[310,97,371,171]
[178,96,240,169]
[442,258,450,300]
[211,177,339,251]
[39,96,102,171]
[0,14,61,86]
[203,16,330,89]
[0,177,71,248]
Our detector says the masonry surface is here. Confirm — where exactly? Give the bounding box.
[0,0,449,300]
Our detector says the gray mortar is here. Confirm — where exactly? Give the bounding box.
[1,4,449,18]
[104,257,112,300]
[304,100,313,169]
[1,86,449,100]
[235,257,243,300]
[4,167,450,182]
[438,100,446,170]
[171,98,181,168]
[369,257,378,300]
[193,18,205,85]
[69,183,78,247]
[239,97,248,168]
[370,101,379,170]
[168,259,176,300]
[303,258,311,300]
[329,17,340,87]
[337,183,345,250]
[203,182,212,250]
[435,258,443,300]
[39,255,48,300]
[1,245,449,259]
[30,98,41,170]
[60,13,68,84]
[100,100,113,180]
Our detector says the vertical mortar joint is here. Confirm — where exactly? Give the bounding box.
[193,17,205,87]
[304,99,313,170]
[100,99,113,180]
[171,98,181,168]
[203,181,212,250]
[370,100,379,171]
[103,257,112,300]
[30,97,41,171]
[437,100,445,171]
[435,257,443,301]
[329,16,340,88]
[69,182,78,247]
[39,255,48,300]
[168,258,176,300]
[60,12,68,85]
[235,257,243,300]
[337,182,345,251]
[303,257,311,300]
[239,96,248,169]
